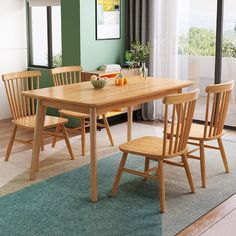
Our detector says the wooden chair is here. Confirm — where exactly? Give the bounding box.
[50,66,114,156]
[111,90,199,213]
[186,81,234,188]
[2,70,75,162]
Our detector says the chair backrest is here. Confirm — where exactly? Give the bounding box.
[163,89,199,156]
[203,81,234,139]
[2,71,41,121]
[50,66,82,86]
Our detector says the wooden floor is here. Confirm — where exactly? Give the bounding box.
[177,194,236,236]
[1,114,236,157]
[0,119,33,156]
[1,117,236,234]
[0,118,78,157]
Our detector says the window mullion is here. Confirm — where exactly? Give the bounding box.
[214,0,224,85]
[47,6,53,68]
[28,6,34,67]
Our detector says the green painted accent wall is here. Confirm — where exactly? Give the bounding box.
[80,0,126,71]
[29,67,59,116]
[61,0,81,66]
[29,67,80,127]
[29,67,53,88]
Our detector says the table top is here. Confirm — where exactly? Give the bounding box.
[22,77,194,108]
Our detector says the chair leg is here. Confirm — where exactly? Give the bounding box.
[61,125,75,160]
[102,114,114,146]
[97,118,102,131]
[36,150,40,172]
[5,126,17,161]
[144,157,150,181]
[182,153,195,193]
[217,137,230,173]
[200,141,206,188]
[80,118,86,156]
[40,133,44,151]
[157,160,166,213]
[111,153,128,197]
[52,125,61,148]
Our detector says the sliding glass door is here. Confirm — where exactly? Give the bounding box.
[149,0,235,124]
[222,0,236,126]
[176,0,236,126]
[177,0,218,121]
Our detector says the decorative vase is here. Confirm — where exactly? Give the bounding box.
[139,62,148,79]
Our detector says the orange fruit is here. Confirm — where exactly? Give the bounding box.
[115,78,119,85]
[117,78,124,86]
[115,78,127,86]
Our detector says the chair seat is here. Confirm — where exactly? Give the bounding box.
[13,115,68,129]
[119,136,186,159]
[187,123,205,140]
[167,123,224,141]
[167,123,205,140]
[188,123,224,141]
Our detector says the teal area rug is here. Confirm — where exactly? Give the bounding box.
[0,140,236,236]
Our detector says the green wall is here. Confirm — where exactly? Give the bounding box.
[29,67,81,127]
[61,0,126,70]
[30,0,126,84]
[80,0,126,71]
[29,67,60,116]
[61,0,81,66]
[29,0,126,127]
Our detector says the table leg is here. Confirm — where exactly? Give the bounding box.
[127,106,133,142]
[30,100,46,180]
[177,88,182,94]
[90,107,98,202]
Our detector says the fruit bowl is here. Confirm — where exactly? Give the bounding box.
[90,77,108,89]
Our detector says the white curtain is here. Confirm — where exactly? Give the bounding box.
[28,0,60,7]
[149,0,179,120]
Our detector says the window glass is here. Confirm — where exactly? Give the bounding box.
[52,6,62,67]
[177,0,217,121]
[31,7,48,66]
[222,0,236,126]
[29,5,62,67]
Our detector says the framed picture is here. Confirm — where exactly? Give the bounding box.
[96,0,121,40]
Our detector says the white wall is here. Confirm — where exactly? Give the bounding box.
[0,0,27,120]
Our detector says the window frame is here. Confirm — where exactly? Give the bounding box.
[28,5,57,68]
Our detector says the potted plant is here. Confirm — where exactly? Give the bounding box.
[127,41,150,78]
[124,50,133,67]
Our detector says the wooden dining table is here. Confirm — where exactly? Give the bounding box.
[22,76,194,202]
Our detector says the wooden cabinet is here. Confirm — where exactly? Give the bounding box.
[81,68,140,82]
